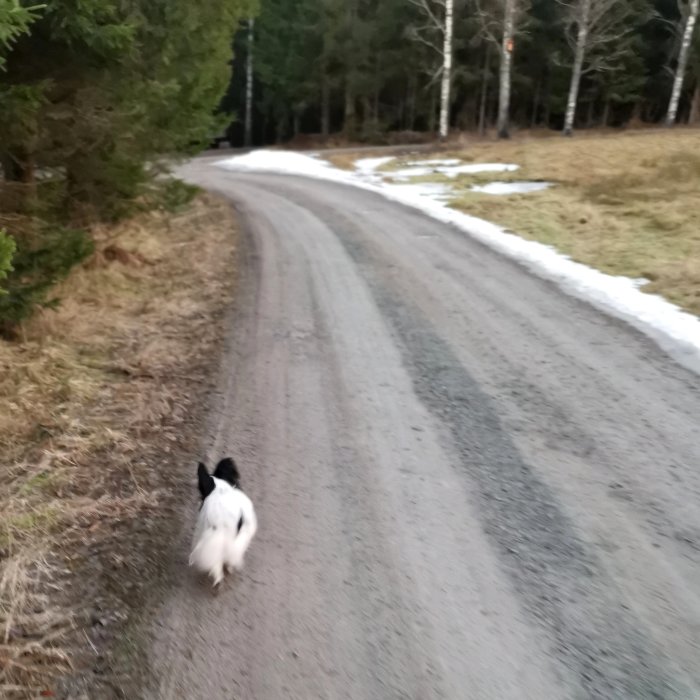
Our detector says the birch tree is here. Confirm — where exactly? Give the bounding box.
[666,0,699,125]
[561,0,590,136]
[475,0,525,139]
[497,0,516,138]
[244,18,255,146]
[408,0,455,140]
[440,0,454,139]
[559,0,646,136]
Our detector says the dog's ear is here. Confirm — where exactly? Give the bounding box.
[197,462,215,500]
[213,457,241,488]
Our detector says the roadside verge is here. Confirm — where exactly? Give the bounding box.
[0,193,238,699]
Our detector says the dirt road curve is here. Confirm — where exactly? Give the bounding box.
[145,160,700,700]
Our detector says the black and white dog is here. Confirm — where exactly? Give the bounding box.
[189,458,257,587]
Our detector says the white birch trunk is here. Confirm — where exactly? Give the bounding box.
[563,0,590,136]
[439,0,454,140]
[497,0,515,139]
[665,0,699,126]
[244,18,255,147]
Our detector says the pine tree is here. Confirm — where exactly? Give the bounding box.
[0,1,40,69]
[0,0,255,330]
[255,0,321,141]
[597,37,647,125]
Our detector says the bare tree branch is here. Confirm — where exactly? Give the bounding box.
[408,0,445,33]
[473,0,500,45]
[406,0,454,139]
[558,0,647,134]
[405,25,444,55]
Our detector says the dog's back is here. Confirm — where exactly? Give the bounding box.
[190,459,257,586]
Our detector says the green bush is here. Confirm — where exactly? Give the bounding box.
[0,224,93,336]
[65,149,150,223]
[156,178,201,213]
[0,228,16,294]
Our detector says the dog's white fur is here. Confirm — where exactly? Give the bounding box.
[189,476,257,586]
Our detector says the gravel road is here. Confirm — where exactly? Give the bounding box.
[145,160,700,700]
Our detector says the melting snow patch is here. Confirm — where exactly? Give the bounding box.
[388,161,520,181]
[214,149,700,375]
[407,158,461,166]
[216,149,343,180]
[446,163,519,176]
[354,156,395,179]
[390,182,453,201]
[355,156,395,170]
[471,181,551,195]
[388,166,434,179]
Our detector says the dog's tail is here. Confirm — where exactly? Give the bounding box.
[224,514,257,572]
[189,526,227,586]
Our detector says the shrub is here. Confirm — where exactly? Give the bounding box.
[157,178,201,213]
[0,228,15,295]
[0,224,93,336]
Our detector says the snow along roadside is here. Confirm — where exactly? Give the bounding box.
[215,150,700,376]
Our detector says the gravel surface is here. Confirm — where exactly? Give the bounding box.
[144,161,700,700]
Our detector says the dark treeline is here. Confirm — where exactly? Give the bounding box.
[222,0,700,146]
[0,0,255,333]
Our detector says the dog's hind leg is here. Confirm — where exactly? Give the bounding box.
[211,562,224,588]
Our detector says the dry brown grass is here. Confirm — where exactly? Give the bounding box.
[325,152,369,170]
[0,193,237,697]
[324,144,439,171]
[336,129,700,314]
[444,131,700,313]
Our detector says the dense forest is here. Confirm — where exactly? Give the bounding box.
[0,0,255,332]
[1,0,698,330]
[222,0,700,145]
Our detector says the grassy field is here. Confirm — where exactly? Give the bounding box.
[331,130,700,314]
[0,194,237,697]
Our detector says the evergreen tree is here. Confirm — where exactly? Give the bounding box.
[0,1,40,69]
[0,228,14,294]
[255,0,321,141]
[224,0,696,141]
[0,0,254,331]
